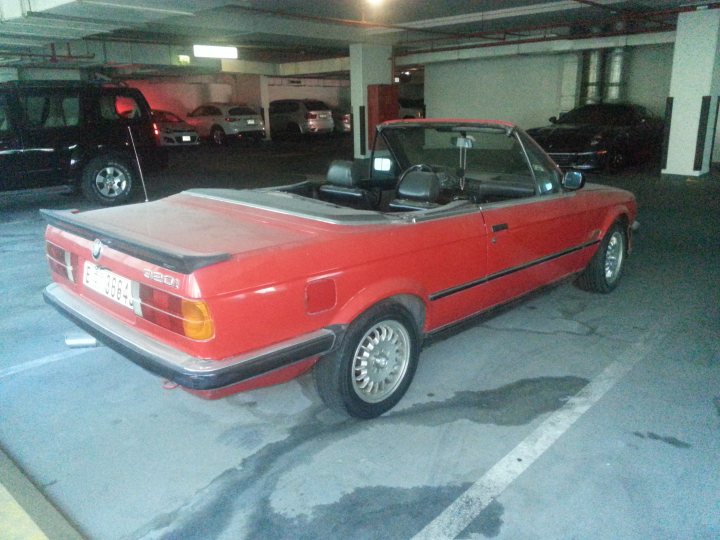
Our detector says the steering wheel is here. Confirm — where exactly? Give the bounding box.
[397,163,434,185]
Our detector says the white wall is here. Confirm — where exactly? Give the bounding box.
[125,75,264,117]
[624,44,674,117]
[267,78,349,108]
[425,54,567,129]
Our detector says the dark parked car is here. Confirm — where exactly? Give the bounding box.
[526,103,664,171]
[0,80,166,205]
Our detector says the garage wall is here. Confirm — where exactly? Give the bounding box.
[268,78,350,108]
[624,44,674,117]
[125,75,263,117]
[425,54,566,128]
[425,44,675,131]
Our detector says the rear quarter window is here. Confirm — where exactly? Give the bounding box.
[228,106,256,116]
[305,100,330,111]
[0,94,13,133]
[99,93,147,121]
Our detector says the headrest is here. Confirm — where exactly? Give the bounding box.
[397,171,440,202]
[326,160,356,187]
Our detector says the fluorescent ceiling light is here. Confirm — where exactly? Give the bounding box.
[193,45,238,59]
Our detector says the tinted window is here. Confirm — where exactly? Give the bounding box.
[0,94,13,134]
[228,106,256,116]
[20,93,80,128]
[305,100,330,111]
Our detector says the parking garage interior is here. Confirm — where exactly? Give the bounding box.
[1,1,719,539]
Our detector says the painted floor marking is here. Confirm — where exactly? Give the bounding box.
[0,349,88,380]
[0,482,48,540]
[413,323,664,540]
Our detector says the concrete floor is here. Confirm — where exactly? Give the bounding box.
[1,138,718,539]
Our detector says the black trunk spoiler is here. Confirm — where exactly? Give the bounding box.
[41,209,231,274]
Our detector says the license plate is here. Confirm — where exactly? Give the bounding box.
[83,262,134,310]
[181,135,191,142]
[246,119,256,125]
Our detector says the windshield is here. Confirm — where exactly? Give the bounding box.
[557,105,636,125]
[379,123,532,179]
[153,111,181,122]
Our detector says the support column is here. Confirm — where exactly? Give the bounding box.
[350,43,393,158]
[663,10,720,178]
[259,75,271,141]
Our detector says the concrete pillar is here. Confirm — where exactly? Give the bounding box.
[663,10,720,177]
[349,43,393,158]
[259,75,272,141]
[559,53,582,113]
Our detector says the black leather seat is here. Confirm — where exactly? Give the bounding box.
[318,160,376,209]
[388,170,441,211]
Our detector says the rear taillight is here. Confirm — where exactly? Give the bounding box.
[137,284,214,340]
[305,112,317,120]
[152,122,160,137]
[46,242,78,283]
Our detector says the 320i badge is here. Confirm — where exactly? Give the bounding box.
[42,119,637,418]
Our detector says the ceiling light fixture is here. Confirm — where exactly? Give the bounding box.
[192,45,238,59]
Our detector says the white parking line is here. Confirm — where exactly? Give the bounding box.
[413,322,665,540]
[0,349,89,380]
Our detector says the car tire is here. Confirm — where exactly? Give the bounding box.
[576,222,626,293]
[606,147,626,173]
[81,155,135,206]
[314,302,421,419]
[211,126,227,146]
[288,123,302,138]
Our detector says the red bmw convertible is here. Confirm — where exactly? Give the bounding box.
[43,119,636,418]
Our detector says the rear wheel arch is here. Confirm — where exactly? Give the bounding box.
[332,285,428,337]
[314,297,424,418]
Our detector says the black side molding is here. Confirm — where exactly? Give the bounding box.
[41,209,230,274]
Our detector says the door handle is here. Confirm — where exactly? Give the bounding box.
[492,223,509,232]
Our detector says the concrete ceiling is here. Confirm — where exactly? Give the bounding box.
[0,0,714,75]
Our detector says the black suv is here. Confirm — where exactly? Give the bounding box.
[0,81,167,205]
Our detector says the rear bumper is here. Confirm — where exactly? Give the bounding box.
[43,283,337,390]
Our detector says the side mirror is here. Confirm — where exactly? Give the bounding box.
[562,170,585,190]
[549,116,558,124]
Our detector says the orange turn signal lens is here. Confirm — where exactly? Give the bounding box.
[181,300,214,340]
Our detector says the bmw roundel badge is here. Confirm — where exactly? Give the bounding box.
[92,239,103,260]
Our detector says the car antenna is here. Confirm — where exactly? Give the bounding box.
[127,125,149,202]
